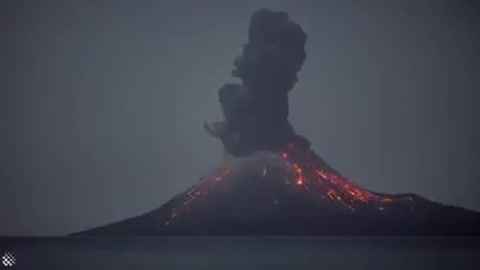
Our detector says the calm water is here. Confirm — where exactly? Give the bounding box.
[1,237,479,270]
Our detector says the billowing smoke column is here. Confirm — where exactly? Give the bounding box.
[204,8,309,156]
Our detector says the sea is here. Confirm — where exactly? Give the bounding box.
[0,236,479,269]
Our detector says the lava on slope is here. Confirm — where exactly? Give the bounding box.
[278,141,415,212]
[159,139,416,230]
[165,166,231,227]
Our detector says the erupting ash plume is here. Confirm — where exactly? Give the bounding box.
[71,9,480,236]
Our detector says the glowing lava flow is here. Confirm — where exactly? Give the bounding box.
[280,142,414,211]
[292,163,304,185]
[166,167,230,226]
[165,140,415,226]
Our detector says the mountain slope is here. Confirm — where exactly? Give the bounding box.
[70,141,480,236]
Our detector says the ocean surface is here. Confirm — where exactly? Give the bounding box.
[1,237,479,270]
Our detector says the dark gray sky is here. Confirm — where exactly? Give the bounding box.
[1,0,479,236]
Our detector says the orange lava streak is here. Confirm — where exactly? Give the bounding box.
[168,167,231,224]
[292,163,304,185]
[315,167,375,203]
[281,148,400,210]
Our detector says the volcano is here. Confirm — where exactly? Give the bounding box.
[71,139,480,236]
[70,9,480,236]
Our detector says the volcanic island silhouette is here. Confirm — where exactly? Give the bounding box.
[71,9,480,236]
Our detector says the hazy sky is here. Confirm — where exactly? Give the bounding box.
[1,0,479,236]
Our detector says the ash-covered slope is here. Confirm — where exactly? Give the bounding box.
[71,141,480,236]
